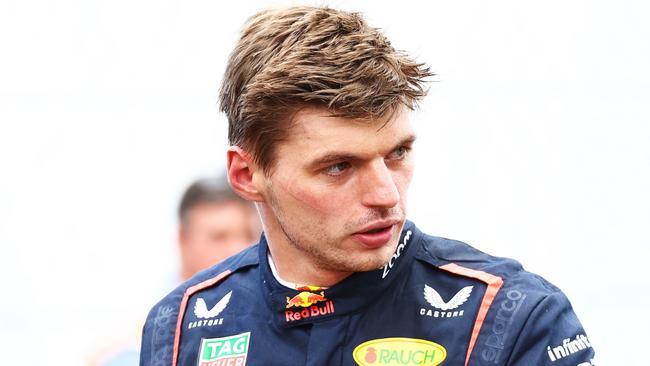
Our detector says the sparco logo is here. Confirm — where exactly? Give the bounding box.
[382,230,412,279]
[480,289,527,363]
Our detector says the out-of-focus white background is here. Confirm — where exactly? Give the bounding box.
[1,0,647,364]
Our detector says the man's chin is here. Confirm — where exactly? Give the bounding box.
[314,245,391,273]
[350,242,399,272]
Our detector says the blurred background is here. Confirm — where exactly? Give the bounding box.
[1,0,648,364]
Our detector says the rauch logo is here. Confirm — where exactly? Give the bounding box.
[352,338,447,366]
[198,332,250,366]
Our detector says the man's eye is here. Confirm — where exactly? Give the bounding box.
[324,162,351,176]
[388,146,410,160]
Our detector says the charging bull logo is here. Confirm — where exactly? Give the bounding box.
[286,291,327,308]
[285,288,335,322]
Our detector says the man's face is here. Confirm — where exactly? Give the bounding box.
[258,107,415,273]
[179,201,259,278]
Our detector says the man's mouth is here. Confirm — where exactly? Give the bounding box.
[365,227,388,234]
[353,220,400,249]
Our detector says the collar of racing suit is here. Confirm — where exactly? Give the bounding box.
[259,221,421,328]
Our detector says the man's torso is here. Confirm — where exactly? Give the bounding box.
[140,222,595,366]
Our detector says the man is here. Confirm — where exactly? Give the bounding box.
[177,177,261,281]
[140,6,595,366]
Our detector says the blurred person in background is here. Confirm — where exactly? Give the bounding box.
[177,177,261,281]
[91,176,260,365]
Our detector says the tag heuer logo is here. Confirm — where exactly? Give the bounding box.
[198,332,250,366]
[420,285,473,319]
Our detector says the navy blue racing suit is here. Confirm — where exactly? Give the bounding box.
[140,221,595,366]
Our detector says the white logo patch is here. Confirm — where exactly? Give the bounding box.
[546,334,592,362]
[194,291,232,319]
[381,230,412,279]
[188,291,232,329]
[420,285,473,318]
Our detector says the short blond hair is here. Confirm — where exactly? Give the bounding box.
[219,6,432,173]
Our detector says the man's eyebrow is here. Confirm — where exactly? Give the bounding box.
[398,134,417,147]
[308,134,417,168]
[309,153,359,168]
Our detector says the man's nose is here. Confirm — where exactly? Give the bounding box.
[360,160,400,209]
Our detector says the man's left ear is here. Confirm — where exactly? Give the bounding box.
[227,146,264,202]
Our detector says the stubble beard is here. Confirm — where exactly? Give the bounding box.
[266,187,404,273]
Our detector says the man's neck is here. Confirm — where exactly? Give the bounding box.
[257,203,353,287]
[265,238,352,287]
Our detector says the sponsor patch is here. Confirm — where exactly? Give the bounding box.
[286,290,327,308]
[382,230,412,279]
[197,332,250,366]
[420,284,473,319]
[188,291,232,330]
[353,338,447,366]
[480,289,527,363]
[285,288,335,322]
[547,334,592,362]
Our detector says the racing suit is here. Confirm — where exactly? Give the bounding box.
[140,221,595,366]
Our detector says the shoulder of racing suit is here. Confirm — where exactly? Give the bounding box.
[139,243,260,366]
[413,233,595,366]
[140,226,595,366]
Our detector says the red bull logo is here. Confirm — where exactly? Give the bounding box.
[286,291,328,308]
[285,300,335,322]
[285,288,335,322]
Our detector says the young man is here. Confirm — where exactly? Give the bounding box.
[140,6,595,366]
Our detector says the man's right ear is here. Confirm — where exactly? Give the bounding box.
[227,146,264,202]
